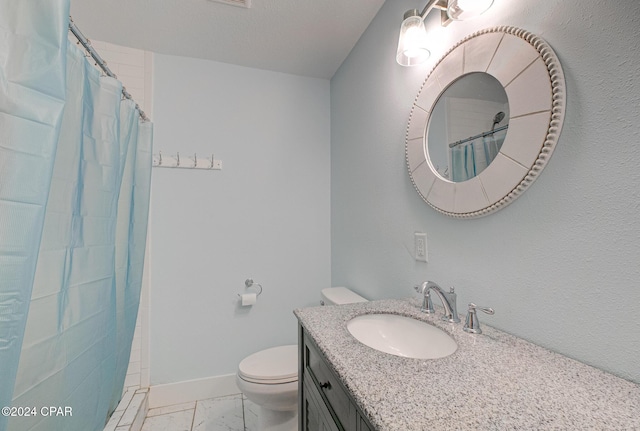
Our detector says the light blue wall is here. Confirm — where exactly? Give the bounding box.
[331,0,640,384]
[150,55,330,385]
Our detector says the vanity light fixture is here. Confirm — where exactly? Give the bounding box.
[396,9,430,66]
[396,0,494,66]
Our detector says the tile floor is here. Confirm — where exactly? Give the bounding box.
[104,387,148,431]
[141,395,258,431]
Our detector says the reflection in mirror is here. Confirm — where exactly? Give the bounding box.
[427,72,509,182]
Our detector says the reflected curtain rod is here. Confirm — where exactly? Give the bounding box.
[68,16,150,122]
[449,124,508,148]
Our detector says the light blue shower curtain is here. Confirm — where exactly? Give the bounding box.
[451,143,476,182]
[450,130,505,182]
[111,101,153,415]
[0,2,152,430]
[0,1,69,429]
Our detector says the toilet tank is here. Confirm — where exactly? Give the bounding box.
[320,287,367,305]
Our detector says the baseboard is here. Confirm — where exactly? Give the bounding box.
[148,374,240,409]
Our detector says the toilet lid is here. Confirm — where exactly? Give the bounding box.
[238,345,298,384]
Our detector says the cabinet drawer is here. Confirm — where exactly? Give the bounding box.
[302,373,340,431]
[304,338,352,428]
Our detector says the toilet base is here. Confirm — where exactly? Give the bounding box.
[258,406,298,431]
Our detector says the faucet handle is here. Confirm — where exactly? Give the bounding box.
[463,303,494,334]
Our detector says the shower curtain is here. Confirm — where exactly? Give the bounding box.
[450,131,505,182]
[0,2,152,430]
[450,143,477,182]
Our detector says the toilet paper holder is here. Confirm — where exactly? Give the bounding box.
[240,278,263,298]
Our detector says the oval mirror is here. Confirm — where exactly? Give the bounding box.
[406,27,566,218]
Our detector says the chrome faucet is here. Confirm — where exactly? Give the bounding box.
[414,281,460,323]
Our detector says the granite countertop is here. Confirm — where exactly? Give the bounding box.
[294,298,640,431]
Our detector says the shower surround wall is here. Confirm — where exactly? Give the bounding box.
[330,0,640,384]
[149,55,330,399]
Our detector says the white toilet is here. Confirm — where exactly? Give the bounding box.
[236,287,367,431]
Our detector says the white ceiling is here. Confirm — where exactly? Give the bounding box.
[70,0,387,79]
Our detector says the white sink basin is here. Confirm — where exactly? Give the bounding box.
[347,314,457,359]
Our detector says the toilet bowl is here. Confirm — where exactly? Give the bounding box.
[236,287,367,431]
[236,345,298,431]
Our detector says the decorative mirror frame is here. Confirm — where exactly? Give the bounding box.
[406,26,566,218]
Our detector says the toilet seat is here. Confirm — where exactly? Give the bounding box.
[238,345,298,384]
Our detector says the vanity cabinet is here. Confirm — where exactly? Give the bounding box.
[299,326,374,431]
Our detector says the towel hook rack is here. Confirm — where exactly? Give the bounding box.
[152,151,222,170]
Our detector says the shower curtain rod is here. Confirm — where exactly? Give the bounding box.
[449,124,508,148]
[68,17,150,122]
